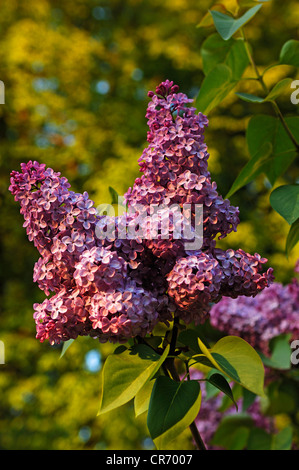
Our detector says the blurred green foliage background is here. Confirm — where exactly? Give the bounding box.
[0,0,298,450]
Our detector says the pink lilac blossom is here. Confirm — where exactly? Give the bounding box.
[210,265,299,356]
[9,80,274,345]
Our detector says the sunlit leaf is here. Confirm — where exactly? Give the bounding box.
[198,336,265,396]
[99,344,169,415]
[60,339,74,358]
[134,378,155,417]
[236,78,293,103]
[264,78,293,101]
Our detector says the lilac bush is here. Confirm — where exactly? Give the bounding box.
[8,81,281,451]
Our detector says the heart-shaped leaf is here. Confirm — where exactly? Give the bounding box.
[198,335,265,396]
[270,184,299,225]
[209,4,262,40]
[99,343,169,415]
[246,115,299,185]
[201,34,249,79]
[279,40,299,67]
[147,376,201,448]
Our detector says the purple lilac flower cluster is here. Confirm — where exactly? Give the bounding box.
[9,80,274,345]
[210,264,299,356]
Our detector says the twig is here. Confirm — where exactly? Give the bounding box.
[241,28,299,152]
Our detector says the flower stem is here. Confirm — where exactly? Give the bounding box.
[164,320,207,451]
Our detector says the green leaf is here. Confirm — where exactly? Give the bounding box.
[236,78,293,103]
[134,378,155,417]
[235,92,264,103]
[247,427,272,450]
[264,78,293,101]
[259,334,292,370]
[266,381,297,415]
[198,335,265,396]
[272,426,293,450]
[226,141,272,198]
[99,343,169,415]
[178,327,210,354]
[286,217,299,256]
[246,115,299,185]
[196,64,236,115]
[191,354,216,369]
[242,388,257,412]
[209,4,263,41]
[60,339,74,358]
[270,184,299,225]
[269,334,292,370]
[197,8,226,29]
[177,330,202,355]
[279,39,299,67]
[211,415,253,449]
[147,376,201,448]
[207,373,238,410]
[200,34,249,79]
[108,186,119,204]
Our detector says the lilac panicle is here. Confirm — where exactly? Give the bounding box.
[9,80,274,344]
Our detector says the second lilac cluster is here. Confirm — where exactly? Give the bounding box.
[210,265,299,356]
